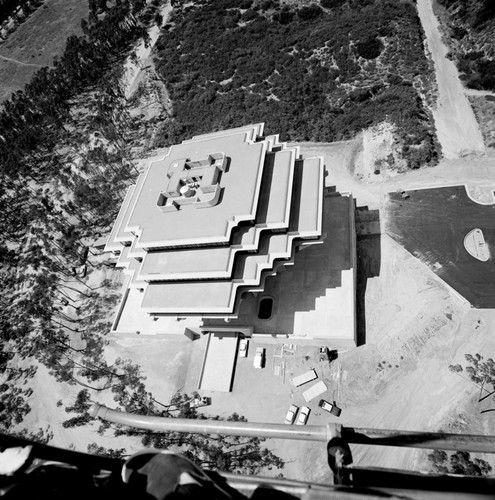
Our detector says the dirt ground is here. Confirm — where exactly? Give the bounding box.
[12,0,495,485]
[16,136,495,485]
[59,142,495,483]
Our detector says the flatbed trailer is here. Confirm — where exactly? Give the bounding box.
[291,369,317,387]
[302,380,328,402]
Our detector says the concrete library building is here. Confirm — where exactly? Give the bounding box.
[105,124,357,383]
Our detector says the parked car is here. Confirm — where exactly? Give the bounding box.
[318,399,342,417]
[253,347,265,369]
[297,406,311,425]
[189,396,211,408]
[398,189,410,199]
[285,404,299,424]
[238,338,249,357]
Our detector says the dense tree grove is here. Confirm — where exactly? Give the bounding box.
[428,449,492,476]
[437,0,495,91]
[437,0,495,30]
[0,0,163,434]
[153,0,439,168]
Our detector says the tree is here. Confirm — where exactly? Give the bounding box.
[154,11,163,26]
[95,395,285,475]
[87,442,126,459]
[428,449,492,476]
[297,4,322,21]
[428,449,448,473]
[182,415,285,474]
[320,0,346,8]
[356,36,383,60]
[62,414,93,428]
[64,389,92,414]
[450,354,495,413]
[7,426,54,445]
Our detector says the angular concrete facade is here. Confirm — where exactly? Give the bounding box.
[106,124,356,348]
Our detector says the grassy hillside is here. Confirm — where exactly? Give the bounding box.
[153,0,439,169]
[436,0,495,91]
[0,0,89,102]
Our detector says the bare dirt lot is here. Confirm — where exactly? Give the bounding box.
[18,137,495,484]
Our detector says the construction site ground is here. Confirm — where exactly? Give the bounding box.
[52,142,492,483]
[16,0,495,485]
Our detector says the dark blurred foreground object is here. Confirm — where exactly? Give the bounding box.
[0,443,244,500]
[2,430,495,499]
[122,450,245,499]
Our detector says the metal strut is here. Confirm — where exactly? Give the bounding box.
[91,403,495,454]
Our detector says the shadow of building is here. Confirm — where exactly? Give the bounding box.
[355,206,381,346]
[204,189,360,348]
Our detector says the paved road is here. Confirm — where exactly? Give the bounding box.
[386,186,495,308]
[416,0,485,158]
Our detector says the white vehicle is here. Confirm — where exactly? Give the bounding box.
[189,396,211,408]
[238,338,249,357]
[291,369,317,387]
[297,406,310,425]
[253,347,265,369]
[285,404,299,424]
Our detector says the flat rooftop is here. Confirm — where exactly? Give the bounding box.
[203,194,356,346]
[126,127,267,249]
[136,147,296,281]
[140,159,323,314]
[198,333,239,392]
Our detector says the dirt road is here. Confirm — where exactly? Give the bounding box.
[0,54,50,69]
[416,0,485,158]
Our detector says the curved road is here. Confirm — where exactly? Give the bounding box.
[416,0,485,158]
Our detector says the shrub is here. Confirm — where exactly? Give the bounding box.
[321,0,346,8]
[356,36,383,59]
[297,4,323,20]
[241,9,258,21]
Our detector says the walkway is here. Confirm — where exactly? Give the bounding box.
[0,53,52,69]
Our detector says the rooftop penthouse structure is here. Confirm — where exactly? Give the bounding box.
[106,124,356,350]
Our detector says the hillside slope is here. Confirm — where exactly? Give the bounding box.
[435,0,495,91]
[153,0,440,169]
